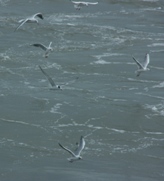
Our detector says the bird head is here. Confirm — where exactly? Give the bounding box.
[57,85,62,90]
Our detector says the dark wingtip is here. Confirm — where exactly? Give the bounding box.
[132,57,135,60]
[37,13,44,19]
[38,65,42,70]
[58,142,62,147]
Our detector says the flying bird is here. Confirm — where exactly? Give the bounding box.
[70,1,98,10]
[59,136,85,162]
[31,42,53,58]
[15,13,44,31]
[132,53,150,77]
[39,65,61,90]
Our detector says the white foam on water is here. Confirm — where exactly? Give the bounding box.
[153,82,164,88]
[148,43,164,47]
[50,103,63,114]
[144,102,164,116]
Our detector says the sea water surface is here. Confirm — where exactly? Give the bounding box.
[0,0,164,181]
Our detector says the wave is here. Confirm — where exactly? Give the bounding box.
[0,0,9,6]
[50,103,63,114]
[148,43,164,47]
[137,92,164,100]
[144,102,164,116]
[128,78,158,83]
[153,82,164,88]
[144,131,164,135]
[0,117,50,133]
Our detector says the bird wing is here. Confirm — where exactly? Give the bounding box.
[32,43,47,51]
[15,19,28,31]
[143,53,150,68]
[87,2,98,5]
[75,136,85,156]
[71,1,98,5]
[39,66,55,87]
[71,1,86,5]
[71,1,80,4]
[132,57,143,69]
[33,13,44,20]
[18,19,25,23]
[48,42,52,48]
[58,143,76,157]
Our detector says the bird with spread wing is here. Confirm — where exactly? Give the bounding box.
[59,136,85,162]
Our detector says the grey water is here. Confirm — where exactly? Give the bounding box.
[0,0,164,180]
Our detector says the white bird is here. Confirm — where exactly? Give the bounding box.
[39,65,61,90]
[132,53,150,77]
[70,1,98,10]
[31,42,53,58]
[59,136,85,162]
[15,13,44,31]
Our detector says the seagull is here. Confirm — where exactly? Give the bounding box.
[38,65,61,90]
[58,136,85,162]
[132,53,150,77]
[15,13,44,31]
[31,42,53,58]
[70,1,98,10]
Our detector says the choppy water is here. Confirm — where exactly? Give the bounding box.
[0,0,164,180]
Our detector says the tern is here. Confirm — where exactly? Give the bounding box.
[132,53,150,77]
[15,13,44,31]
[59,136,85,162]
[70,1,98,10]
[39,65,61,90]
[31,42,53,58]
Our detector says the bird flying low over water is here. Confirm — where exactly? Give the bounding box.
[59,136,85,162]
[70,1,98,10]
[31,42,53,58]
[132,53,150,77]
[39,65,61,90]
[15,13,44,31]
